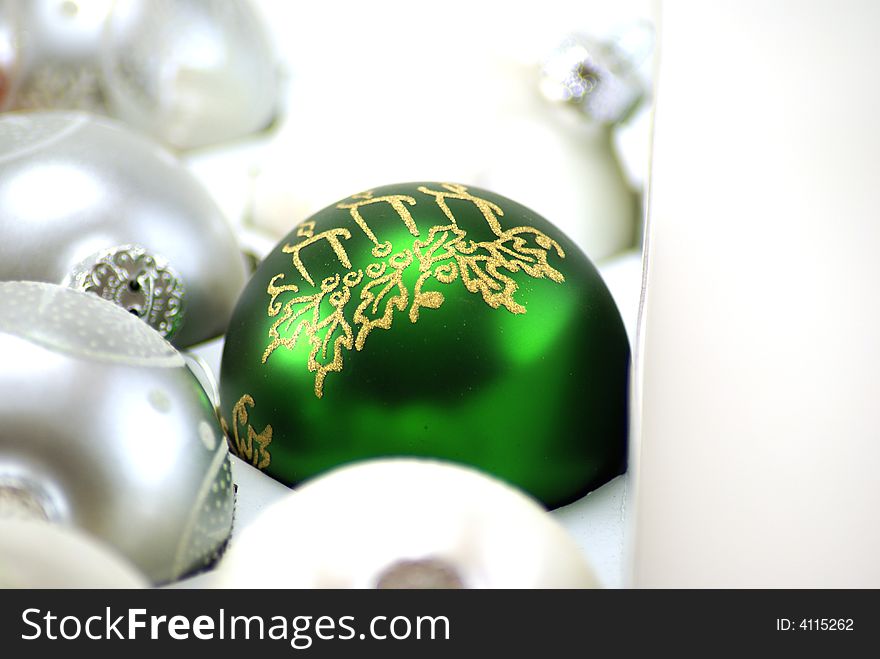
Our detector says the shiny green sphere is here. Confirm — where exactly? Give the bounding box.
[220,182,628,508]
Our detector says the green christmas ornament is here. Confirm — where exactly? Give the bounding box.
[220,182,628,508]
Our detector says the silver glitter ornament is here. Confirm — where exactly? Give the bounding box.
[0,111,247,347]
[0,281,235,584]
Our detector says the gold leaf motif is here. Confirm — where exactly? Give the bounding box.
[262,272,363,398]
[308,273,360,398]
[261,185,566,398]
[267,273,299,316]
[222,394,272,470]
[353,250,413,350]
[410,224,464,322]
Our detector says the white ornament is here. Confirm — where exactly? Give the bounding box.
[0,0,278,150]
[101,0,279,150]
[216,458,598,589]
[0,0,112,112]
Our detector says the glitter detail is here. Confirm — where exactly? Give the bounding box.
[0,113,88,164]
[0,281,183,367]
[262,184,565,398]
[171,450,234,580]
[221,394,272,470]
[13,63,105,113]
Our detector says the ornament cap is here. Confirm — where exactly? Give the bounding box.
[539,25,652,124]
[64,243,186,341]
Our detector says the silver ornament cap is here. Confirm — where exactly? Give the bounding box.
[65,244,186,341]
[539,27,651,124]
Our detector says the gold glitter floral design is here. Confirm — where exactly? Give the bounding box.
[221,394,272,469]
[262,184,566,398]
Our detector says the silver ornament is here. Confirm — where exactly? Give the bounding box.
[0,111,247,347]
[100,0,278,150]
[0,0,278,150]
[0,0,112,113]
[0,281,235,584]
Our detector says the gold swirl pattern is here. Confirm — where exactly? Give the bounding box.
[262,184,566,398]
[221,394,273,469]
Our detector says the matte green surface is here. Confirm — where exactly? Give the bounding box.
[220,182,629,508]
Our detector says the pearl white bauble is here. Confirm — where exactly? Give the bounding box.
[216,459,598,589]
[101,0,278,150]
[0,0,112,113]
[0,0,278,150]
